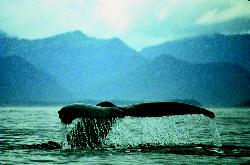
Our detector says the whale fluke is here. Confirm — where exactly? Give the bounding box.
[58,104,123,124]
[58,102,215,125]
[59,102,215,149]
[123,102,215,119]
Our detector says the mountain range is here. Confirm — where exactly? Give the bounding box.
[0,56,70,104]
[0,31,249,106]
[141,34,250,70]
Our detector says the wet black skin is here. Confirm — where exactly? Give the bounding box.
[58,101,215,125]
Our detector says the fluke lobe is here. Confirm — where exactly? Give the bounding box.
[58,101,215,124]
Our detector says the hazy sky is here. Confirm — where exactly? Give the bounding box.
[0,0,249,50]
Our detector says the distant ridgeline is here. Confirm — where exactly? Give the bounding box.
[0,31,250,107]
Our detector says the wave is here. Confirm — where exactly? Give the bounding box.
[13,142,250,157]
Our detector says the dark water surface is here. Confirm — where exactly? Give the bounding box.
[0,106,249,164]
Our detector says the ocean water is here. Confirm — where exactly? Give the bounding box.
[0,106,249,164]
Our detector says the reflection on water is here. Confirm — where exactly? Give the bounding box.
[0,106,250,164]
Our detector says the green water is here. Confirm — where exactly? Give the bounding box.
[0,106,249,164]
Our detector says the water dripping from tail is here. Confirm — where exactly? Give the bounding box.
[60,114,222,149]
[61,118,117,149]
[103,115,222,148]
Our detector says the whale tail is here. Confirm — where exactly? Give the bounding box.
[59,102,215,149]
[59,102,215,125]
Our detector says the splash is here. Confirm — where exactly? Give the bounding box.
[104,115,222,148]
[61,115,221,149]
[61,118,117,149]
